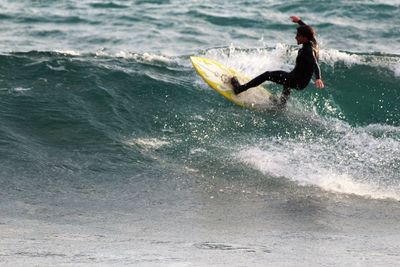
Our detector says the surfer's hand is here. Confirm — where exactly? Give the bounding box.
[290,16,300,23]
[315,79,324,89]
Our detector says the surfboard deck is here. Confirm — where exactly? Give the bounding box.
[190,56,274,109]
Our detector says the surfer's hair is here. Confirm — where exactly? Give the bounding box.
[297,25,317,44]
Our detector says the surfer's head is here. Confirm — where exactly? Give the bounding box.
[296,25,317,45]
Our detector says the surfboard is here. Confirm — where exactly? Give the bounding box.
[190,56,274,109]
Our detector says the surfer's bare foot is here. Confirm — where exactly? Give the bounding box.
[230,77,242,94]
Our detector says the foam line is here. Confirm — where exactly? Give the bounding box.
[236,125,400,200]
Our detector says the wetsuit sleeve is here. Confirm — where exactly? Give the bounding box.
[297,20,307,26]
[313,54,321,80]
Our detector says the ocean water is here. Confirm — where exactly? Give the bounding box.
[1,0,400,266]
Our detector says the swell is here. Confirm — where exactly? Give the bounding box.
[0,49,399,200]
[0,49,398,149]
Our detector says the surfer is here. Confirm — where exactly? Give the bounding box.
[230,16,324,107]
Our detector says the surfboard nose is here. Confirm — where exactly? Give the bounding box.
[190,56,200,65]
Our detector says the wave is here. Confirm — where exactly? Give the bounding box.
[0,48,399,200]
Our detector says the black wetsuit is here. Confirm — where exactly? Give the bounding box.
[234,20,321,105]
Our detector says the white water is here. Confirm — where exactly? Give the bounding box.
[236,121,400,200]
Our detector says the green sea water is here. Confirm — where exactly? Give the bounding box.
[0,1,399,266]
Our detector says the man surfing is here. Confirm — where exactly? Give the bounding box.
[231,16,324,107]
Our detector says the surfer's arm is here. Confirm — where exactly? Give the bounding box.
[290,16,307,26]
[313,58,324,89]
[308,46,324,89]
[313,56,321,80]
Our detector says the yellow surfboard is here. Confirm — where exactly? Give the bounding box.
[190,56,274,109]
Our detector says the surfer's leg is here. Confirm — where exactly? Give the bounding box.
[279,85,291,107]
[231,71,290,94]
